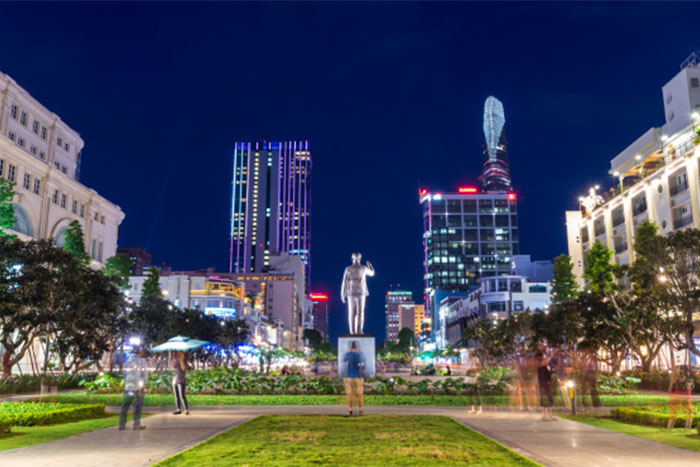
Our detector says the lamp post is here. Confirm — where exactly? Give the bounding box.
[567,380,576,416]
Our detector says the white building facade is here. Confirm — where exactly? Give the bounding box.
[0,71,124,262]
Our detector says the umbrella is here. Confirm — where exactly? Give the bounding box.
[149,335,210,353]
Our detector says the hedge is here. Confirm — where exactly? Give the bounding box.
[0,373,96,395]
[611,407,698,429]
[621,371,700,394]
[0,402,105,429]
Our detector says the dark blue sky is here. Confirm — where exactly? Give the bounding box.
[1,2,698,344]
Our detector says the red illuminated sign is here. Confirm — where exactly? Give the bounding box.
[419,188,428,197]
[309,293,328,301]
[508,193,516,201]
[458,187,478,193]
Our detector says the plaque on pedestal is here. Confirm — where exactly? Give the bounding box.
[338,336,375,378]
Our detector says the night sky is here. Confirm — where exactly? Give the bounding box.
[1,3,699,344]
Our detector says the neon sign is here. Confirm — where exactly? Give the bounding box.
[309,293,328,301]
[458,187,478,194]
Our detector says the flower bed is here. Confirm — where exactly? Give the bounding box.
[0,402,105,433]
[83,368,509,396]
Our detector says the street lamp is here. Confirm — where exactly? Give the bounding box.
[566,380,576,416]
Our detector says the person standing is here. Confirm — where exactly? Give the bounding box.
[171,351,190,415]
[119,347,149,430]
[343,341,365,416]
[536,350,554,421]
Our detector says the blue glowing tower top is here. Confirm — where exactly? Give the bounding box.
[481,96,512,192]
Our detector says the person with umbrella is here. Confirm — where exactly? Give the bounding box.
[150,336,209,416]
[171,351,190,415]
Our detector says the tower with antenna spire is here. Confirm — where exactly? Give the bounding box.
[481,96,512,192]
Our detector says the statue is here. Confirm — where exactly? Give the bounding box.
[341,252,375,335]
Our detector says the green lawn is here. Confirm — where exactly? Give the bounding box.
[559,414,700,453]
[35,392,671,408]
[156,414,538,466]
[0,413,147,451]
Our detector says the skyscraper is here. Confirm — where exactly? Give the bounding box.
[385,290,413,342]
[481,96,512,192]
[229,141,311,288]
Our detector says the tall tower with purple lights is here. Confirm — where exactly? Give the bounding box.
[481,96,512,192]
[229,141,311,289]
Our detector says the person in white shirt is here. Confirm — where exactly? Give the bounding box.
[119,348,149,430]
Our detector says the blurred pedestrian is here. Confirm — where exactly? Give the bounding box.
[343,341,365,416]
[668,365,694,429]
[119,347,148,430]
[171,351,190,415]
[536,350,554,421]
[549,351,570,410]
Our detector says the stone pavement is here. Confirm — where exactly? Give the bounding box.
[1,405,700,466]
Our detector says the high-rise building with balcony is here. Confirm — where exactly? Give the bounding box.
[566,53,700,284]
[229,141,311,289]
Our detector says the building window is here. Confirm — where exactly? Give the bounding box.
[8,165,16,182]
[52,190,59,204]
[97,242,103,262]
[33,179,40,195]
[80,204,84,218]
[60,194,66,208]
[64,143,69,151]
[692,78,700,88]
[23,173,30,190]
[54,162,60,169]
[39,151,46,160]
[61,166,67,174]
[8,131,15,141]
[17,138,24,148]
[94,212,98,221]
[41,127,47,140]
[30,146,37,155]
[10,104,17,119]
[20,111,27,126]
[72,200,77,214]
[57,136,62,146]
[0,159,3,177]
[91,239,96,259]
[100,215,104,224]
[32,120,39,134]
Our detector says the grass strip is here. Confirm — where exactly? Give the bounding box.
[0,413,147,451]
[558,414,700,453]
[34,392,672,407]
[156,414,539,466]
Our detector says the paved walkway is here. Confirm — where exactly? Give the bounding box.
[1,405,699,466]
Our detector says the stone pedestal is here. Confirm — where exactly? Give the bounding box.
[338,335,375,378]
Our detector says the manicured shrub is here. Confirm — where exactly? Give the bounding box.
[611,406,698,428]
[0,402,105,427]
[621,370,700,394]
[0,373,96,395]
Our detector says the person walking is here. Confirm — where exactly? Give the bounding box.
[119,347,148,430]
[343,341,365,416]
[171,351,190,415]
[536,350,554,421]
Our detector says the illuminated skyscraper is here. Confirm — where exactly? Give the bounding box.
[481,96,512,192]
[229,141,311,288]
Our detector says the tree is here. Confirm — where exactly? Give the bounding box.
[62,220,90,264]
[551,254,579,304]
[102,255,132,288]
[50,267,127,374]
[643,228,700,359]
[129,296,172,347]
[583,241,616,294]
[0,179,16,239]
[302,328,324,351]
[397,327,416,353]
[141,267,162,299]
